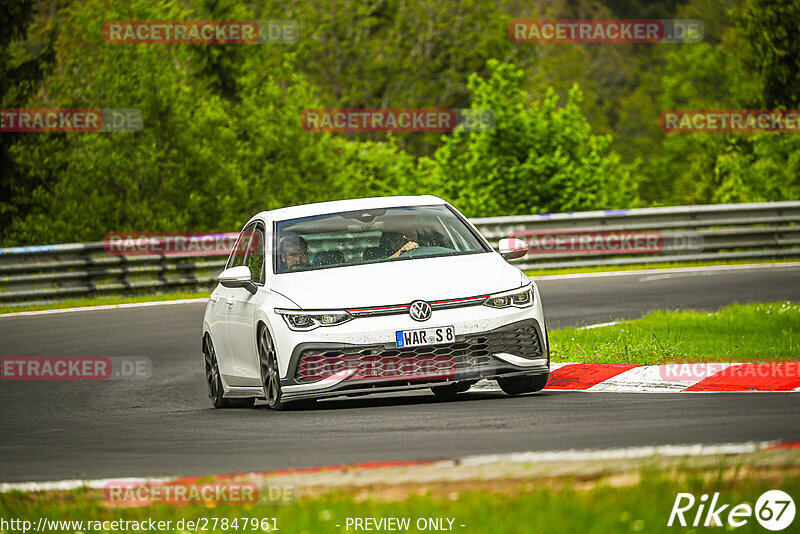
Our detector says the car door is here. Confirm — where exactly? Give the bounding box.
[226,221,266,385]
[210,222,257,383]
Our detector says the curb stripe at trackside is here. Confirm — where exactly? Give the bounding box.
[0,461,442,493]
[546,362,636,390]
[0,441,787,493]
[476,362,800,393]
[458,441,776,466]
[685,362,800,392]
[576,362,800,392]
[587,363,740,392]
[764,441,800,450]
[170,459,441,485]
[0,477,156,493]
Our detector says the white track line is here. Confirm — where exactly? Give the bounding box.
[531,262,800,281]
[578,321,620,330]
[0,298,208,318]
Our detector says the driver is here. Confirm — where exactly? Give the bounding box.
[280,233,309,271]
[385,228,419,258]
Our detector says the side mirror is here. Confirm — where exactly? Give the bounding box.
[498,238,528,260]
[218,265,257,294]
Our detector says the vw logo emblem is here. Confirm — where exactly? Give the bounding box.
[409,300,432,322]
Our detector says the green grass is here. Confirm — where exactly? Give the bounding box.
[525,258,799,277]
[0,290,210,314]
[0,465,796,533]
[550,301,800,364]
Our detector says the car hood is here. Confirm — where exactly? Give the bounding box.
[270,252,524,309]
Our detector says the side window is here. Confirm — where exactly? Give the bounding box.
[227,222,258,270]
[244,224,266,285]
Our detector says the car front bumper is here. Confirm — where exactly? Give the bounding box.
[279,317,549,400]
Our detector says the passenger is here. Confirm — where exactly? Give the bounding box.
[280,234,309,271]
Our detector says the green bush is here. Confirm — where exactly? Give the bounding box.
[423,61,638,217]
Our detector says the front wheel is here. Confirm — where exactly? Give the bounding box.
[203,336,255,409]
[258,326,287,411]
[497,373,549,396]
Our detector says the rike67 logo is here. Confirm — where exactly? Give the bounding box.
[668,490,795,530]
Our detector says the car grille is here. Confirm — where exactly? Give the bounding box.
[294,319,543,382]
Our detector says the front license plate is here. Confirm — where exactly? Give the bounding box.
[395,325,455,348]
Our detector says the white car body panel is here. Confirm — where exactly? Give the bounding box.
[269,252,522,309]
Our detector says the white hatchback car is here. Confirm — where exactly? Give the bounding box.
[202,195,549,410]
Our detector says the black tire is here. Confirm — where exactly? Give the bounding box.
[203,336,255,408]
[497,373,549,396]
[258,325,287,411]
[431,382,471,401]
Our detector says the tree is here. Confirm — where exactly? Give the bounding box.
[4,0,429,244]
[0,0,55,243]
[423,60,638,217]
[253,0,536,156]
[735,0,800,108]
[188,0,253,102]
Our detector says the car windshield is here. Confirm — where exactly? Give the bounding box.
[275,204,490,273]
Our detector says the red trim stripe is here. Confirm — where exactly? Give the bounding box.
[432,296,488,305]
[346,294,489,314]
[347,304,408,313]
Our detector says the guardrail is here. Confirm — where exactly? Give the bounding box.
[475,201,800,270]
[1,201,798,306]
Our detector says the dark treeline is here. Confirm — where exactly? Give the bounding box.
[1,0,798,245]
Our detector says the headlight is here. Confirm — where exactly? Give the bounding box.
[484,284,534,309]
[274,309,353,331]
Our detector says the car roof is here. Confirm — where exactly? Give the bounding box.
[253,195,448,223]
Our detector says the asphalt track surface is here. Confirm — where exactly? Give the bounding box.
[1,264,799,482]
